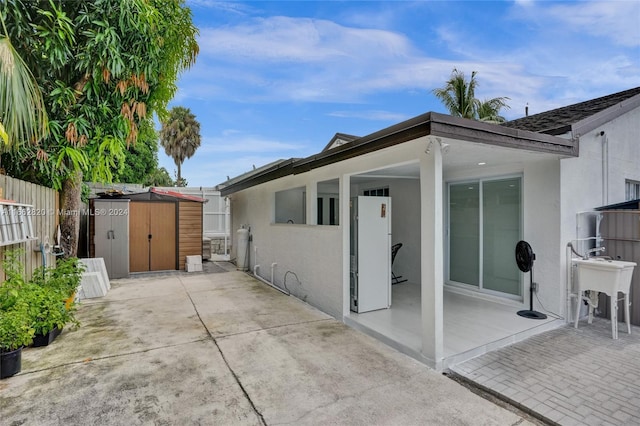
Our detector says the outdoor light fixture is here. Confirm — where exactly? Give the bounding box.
[425,136,449,154]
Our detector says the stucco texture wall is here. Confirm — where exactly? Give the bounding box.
[229,175,344,318]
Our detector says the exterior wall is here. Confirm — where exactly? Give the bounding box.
[229,138,430,319]
[178,201,203,270]
[230,178,343,318]
[523,160,562,314]
[560,107,640,317]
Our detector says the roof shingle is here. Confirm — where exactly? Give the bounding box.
[502,87,640,135]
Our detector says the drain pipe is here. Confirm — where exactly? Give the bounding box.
[566,243,575,324]
[601,131,609,206]
[252,246,288,295]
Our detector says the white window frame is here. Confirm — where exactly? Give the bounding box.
[625,179,640,201]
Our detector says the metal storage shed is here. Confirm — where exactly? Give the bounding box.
[90,188,206,276]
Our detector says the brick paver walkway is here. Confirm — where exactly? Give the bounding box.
[450,318,640,426]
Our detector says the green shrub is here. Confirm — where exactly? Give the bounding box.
[0,299,34,351]
[1,249,84,347]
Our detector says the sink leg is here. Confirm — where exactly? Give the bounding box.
[611,295,618,339]
[574,291,582,329]
[625,293,631,335]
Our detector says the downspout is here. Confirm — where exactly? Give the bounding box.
[566,243,575,324]
[601,131,609,206]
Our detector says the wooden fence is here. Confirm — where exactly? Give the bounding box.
[0,175,59,281]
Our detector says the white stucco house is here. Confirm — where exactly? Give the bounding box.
[219,87,640,370]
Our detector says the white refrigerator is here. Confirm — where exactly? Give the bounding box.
[350,196,392,313]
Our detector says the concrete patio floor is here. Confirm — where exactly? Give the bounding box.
[0,263,534,425]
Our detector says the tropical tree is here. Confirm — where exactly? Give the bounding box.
[432,68,510,122]
[145,167,174,187]
[116,118,161,184]
[1,0,198,256]
[159,106,201,186]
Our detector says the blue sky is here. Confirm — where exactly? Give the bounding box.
[159,0,640,187]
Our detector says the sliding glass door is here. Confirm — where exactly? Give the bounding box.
[448,177,522,298]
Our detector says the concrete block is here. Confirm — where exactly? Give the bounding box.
[186,255,202,265]
[186,263,203,273]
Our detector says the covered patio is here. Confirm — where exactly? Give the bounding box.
[339,125,573,369]
[346,283,563,369]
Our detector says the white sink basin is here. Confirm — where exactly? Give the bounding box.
[573,258,636,294]
[573,258,636,338]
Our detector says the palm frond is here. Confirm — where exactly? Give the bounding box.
[0,36,48,150]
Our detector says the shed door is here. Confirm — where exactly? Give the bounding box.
[130,202,176,272]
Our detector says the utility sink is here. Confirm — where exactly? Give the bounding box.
[573,258,636,339]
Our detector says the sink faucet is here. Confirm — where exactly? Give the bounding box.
[584,246,606,259]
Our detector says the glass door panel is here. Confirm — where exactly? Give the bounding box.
[482,178,521,296]
[449,183,479,286]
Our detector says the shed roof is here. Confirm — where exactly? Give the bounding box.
[502,87,640,135]
[595,199,640,211]
[108,188,207,203]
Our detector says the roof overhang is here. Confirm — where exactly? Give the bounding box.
[221,112,576,196]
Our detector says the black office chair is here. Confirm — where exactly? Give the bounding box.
[391,243,408,285]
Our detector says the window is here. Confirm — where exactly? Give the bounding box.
[317,179,339,225]
[363,187,389,197]
[448,177,522,298]
[625,179,640,201]
[275,187,306,224]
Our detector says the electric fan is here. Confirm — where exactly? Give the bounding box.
[515,240,547,320]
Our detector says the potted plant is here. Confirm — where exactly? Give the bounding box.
[29,257,83,346]
[1,250,34,378]
[26,284,70,347]
[0,304,35,378]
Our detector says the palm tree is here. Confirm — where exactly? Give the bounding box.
[432,68,478,119]
[432,68,509,122]
[477,98,510,123]
[0,16,48,150]
[159,106,201,186]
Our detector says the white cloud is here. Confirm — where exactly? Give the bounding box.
[186,155,287,184]
[328,110,410,122]
[542,1,640,47]
[199,134,305,153]
[198,16,413,63]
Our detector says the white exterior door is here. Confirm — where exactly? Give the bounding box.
[357,196,392,312]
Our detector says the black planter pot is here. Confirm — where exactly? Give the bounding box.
[0,347,22,379]
[32,326,62,347]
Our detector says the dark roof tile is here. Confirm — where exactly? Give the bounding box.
[502,87,640,135]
